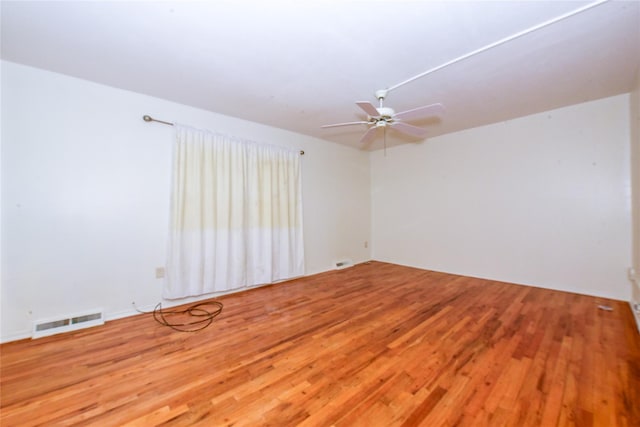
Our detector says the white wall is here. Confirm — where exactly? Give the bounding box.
[372,94,632,301]
[0,61,371,342]
[2,59,634,342]
[630,75,640,310]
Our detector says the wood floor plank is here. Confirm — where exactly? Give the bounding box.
[1,261,638,426]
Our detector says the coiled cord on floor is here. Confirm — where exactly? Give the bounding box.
[134,301,223,332]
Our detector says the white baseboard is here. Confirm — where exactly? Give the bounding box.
[629,268,640,333]
[630,301,640,334]
[0,330,32,344]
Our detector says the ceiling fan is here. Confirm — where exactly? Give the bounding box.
[320,1,607,148]
[321,89,445,146]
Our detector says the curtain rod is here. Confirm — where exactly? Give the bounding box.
[143,115,305,155]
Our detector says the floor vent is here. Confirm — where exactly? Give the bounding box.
[32,309,104,339]
[335,259,353,270]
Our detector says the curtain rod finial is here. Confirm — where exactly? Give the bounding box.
[143,115,153,122]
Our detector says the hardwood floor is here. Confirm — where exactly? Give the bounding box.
[1,262,639,426]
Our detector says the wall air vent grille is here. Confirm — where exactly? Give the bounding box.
[335,259,353,270]
[32,309,104,339]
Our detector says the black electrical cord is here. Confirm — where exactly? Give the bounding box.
[134,301,223,332]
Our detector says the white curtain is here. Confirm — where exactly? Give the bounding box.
[164,125,304,299]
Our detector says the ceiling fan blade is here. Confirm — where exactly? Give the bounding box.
[393,103,445,121]
[356,101,380,117]
[359,126,380,145]
[321,121,370,128]
[390,121,429,138]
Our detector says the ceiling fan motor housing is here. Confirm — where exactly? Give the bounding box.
[376,107,395,118]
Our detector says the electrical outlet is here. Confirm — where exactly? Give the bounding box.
[364,241,368,248]
[155,267,165,279]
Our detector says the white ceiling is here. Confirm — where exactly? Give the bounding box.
[2,1,639,150]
